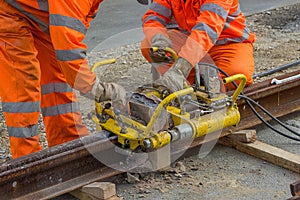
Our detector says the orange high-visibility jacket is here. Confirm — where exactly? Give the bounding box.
[5,0,102,93]
[142,0,256,66]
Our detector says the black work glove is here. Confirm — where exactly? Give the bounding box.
[149,34,173,63]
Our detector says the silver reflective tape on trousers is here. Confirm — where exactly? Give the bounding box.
[50,14,87,34]
[55,48,86,61]
[41,82,73,95]
[2,102,40,113]
[192,22,218,44]
[41,102,80,117]
[143,15,167,27]
[200,3,228,20]
[5,0,49,33]
[37,0,48,11]
[8,124,39,138]
[149,2,171,18]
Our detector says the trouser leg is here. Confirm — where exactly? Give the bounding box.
[0,1,42,158]
[208,43,255,90]
[33,29,89,148]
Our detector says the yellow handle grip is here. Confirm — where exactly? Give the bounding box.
[91,58,116,72]
[151,47,178,61]
[223,74,247,104]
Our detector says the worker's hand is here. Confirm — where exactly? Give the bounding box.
[155,58,193,92]
[84,78,126,108]
[149,34,173,63]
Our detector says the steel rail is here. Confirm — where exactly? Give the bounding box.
[0,70,300,200]
[289,179,300,200]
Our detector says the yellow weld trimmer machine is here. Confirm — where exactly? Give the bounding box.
[89,48,246,156]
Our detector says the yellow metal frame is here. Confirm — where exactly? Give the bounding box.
[89,52,247,151]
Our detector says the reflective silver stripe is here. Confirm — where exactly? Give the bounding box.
[222,16,236,31]
[216,26,251,45]
[149,2,171,18]
[41,82,73,95]
[38,0,48,11]
[8,125,39,138]
[200,3,228,20]
[223,22,230,30]
[41,102,80,116]
[5,0,49,33]
[143,15,167,27]
[50,14,87,34]
[231,4,241,17]
[55,48,86,61]
[192,22,218,44]
[2,102,40,113]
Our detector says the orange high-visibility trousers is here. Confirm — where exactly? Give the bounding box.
[141,30,254,88]
[0,0,88,158]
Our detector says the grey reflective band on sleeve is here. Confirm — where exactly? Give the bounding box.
[41,102,80,117]
[5,0,49,33]
[2,102,40,113]
[143,15,167,27]
[223,22,230,30]
[222,15,236,31]
[217,3,241,31]
[192,22,218,44]
[231,4,241,17]
[55,48,86,61]
[37,0,49,11]
[50,14,87,34]
[8,125,39,138]
[149,2,172,18]
[41,82,73,95]
[200,3,228,20]
[216,26,251,45]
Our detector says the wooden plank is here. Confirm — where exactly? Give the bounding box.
[70,182,117,200]
[219,136,300,174]
[81,182,116,200]
[227,130,257,143]
[69,189,93,200]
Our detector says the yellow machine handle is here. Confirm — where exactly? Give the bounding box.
[144,87,194,136]
[91,58,116,73]
[90,58,116,127]
[223,74,247,104]
[150,46,178,61]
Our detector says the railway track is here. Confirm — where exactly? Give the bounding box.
[0,70,300,200]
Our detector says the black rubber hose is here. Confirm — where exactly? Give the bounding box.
[239,95,300,141]
[252,60,300,79]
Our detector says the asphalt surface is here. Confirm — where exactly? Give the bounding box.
[85,0,300,51]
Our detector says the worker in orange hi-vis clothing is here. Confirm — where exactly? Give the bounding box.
[140,0,256,92]
[0,0,126,158]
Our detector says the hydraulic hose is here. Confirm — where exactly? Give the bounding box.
[198,62,300,142]
[252,60,300,79]
[239,95,300,141]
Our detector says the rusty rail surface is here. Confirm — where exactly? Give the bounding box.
[289,179,300,200]
[1,70,300,200]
